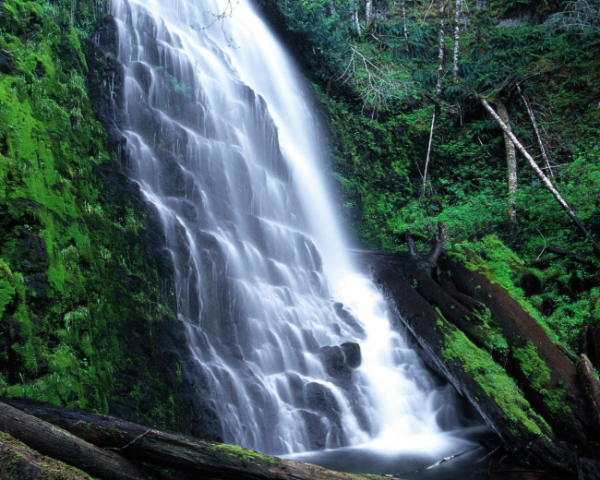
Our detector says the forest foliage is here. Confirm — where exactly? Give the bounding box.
[257,0,600,354]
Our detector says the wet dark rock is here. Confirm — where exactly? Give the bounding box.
[304,382,340,418]
[298,410,328,450]
[340,342,361,369]
[333,303,365,338]
[319,342,361,384]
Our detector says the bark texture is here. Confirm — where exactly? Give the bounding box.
[493,99,517,236]
[0,402,157,480]
[452,0,462,83]
[0,399,388,480]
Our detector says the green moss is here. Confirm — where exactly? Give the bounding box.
[212,443,282,466]
[440,318,552,439]
[513,342,573,418]
[0,0,185,430]
[0,430,96,479]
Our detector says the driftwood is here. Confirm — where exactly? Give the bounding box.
[0,402,158,480]
[0,399,387,480]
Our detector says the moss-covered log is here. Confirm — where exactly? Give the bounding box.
[0,399,389,480]
[0,401,158,480]
[363,250,600,478]
[0,430,96,480]
[444,247,593,449]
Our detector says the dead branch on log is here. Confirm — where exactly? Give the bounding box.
[404,222,447,274]
[405,231,419,260]
[424,221,447,272]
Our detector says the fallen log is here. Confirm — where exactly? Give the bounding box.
[577,354,600,436]
[0,401,158,480]
[444,247,594,450]
[0,430,94,480]
[0,399,386,480]
[365,253,574,472]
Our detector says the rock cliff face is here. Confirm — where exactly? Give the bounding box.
[0,0,219,439]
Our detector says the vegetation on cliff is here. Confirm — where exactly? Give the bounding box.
[0,0,211,434]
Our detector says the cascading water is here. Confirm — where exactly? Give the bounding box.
[111,0,483,469]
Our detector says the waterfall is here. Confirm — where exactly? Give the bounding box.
[111,0,474,460]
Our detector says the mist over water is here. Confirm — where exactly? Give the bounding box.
[111,0,480,462]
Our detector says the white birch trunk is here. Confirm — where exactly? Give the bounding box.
[453,0,461,83]
[366,0,373,26]
[422,112,437,197]
[494,100,517,234]
[402,0,408,39]
[435,0,446,111]
[352,4,361,35]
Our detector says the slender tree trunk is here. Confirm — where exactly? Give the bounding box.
[402,0,408,39]
[352,4,361,35]
[330,0,336,15]
[366,0,373,26]
[518,85,555,180]
[422,112,436,196]
[481,97,600,258]
[452,0,461,83]
[435,0,446,113]
[493,100,517,237]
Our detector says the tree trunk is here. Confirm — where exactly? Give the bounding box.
[402,0,408,39]
[0,400,380,480]
[518,86,555,180]
[366,0,373,26]
[0,402,158,480]
[452,0,461,83]
[577,354,600,436]
[493,100,517,237]
[352,4,361,35]
[329,0,336,15]
[422,111,436,196]
[435,0,446,113]
[481,96,600,258]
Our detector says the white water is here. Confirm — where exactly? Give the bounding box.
[111,0,472,460]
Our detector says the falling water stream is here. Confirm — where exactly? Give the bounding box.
[111,0,487,476]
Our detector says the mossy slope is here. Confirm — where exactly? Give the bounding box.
[0,0,214,435]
